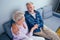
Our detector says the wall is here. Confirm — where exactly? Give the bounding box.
[0,0,51,34]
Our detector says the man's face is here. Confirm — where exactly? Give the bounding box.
[26,4,34,12]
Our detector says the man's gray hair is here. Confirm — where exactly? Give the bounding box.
[26,2,33,5]
[12,11,24,22]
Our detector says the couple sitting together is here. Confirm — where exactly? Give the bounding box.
[11,2,60,40]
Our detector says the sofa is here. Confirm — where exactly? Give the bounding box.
[37,5,60,31]
[0,19,48,40]
[0,5,60,40]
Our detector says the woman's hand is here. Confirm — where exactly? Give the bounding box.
[32,24,38,30]
[12,23,19,35]
[30,24,38,32]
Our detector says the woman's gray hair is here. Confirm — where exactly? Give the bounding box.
[12,11,24,22]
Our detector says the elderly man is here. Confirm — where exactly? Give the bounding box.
[12,2,60,40]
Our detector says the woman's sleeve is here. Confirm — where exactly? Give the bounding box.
[17,31,29,39]
[24,22,33,37]
[11,27,29,39]
[26,31,33,37]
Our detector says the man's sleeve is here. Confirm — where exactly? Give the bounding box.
[37,11,44,29]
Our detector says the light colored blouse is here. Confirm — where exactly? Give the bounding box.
[11,22,33,40]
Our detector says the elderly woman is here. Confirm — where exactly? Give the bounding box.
[11,11,45,40]
[11,11,33,40]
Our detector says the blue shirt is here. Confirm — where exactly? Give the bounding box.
[24,10,44,33]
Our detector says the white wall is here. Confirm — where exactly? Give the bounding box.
[0,0,51,34]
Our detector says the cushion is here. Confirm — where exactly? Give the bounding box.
[37,8,43,19]
[3,20,14,39]
[43,5,53,19]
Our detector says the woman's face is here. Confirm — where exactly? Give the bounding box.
[17,17,25,25]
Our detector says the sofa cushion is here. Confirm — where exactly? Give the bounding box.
[3,20,14,39]
[43,5,53,19]
[37,8,43,19]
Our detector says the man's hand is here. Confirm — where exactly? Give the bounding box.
[12,23,19,35]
